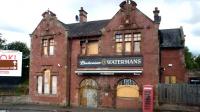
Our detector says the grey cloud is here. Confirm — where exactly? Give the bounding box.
[184,2,200,24]
[0,25,26,33]
[164,0,200,24]
[192,28,200,37]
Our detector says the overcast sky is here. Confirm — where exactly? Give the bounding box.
[0,0,200,55]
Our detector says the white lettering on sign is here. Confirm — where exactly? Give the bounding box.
[106,59,142,65]
[80,60,101,65]
[79,56,143,67]
[0,54,16,60]
[0,50,22,77]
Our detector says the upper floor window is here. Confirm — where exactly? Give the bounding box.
[133,34,141,53]
[115,33,142,54]
[42,39,48,55]
[49,39,55,55]
[81,40,99,55]
[42,38,55,56]
[115,34,123,53]
[124,34,132,53]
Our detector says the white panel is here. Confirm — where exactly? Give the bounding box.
[44,71,50,94]
[0,50,22,77]
[37,76,43,94]
[52,76,57,95]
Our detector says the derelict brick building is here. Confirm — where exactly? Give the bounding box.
[29,0,186,109]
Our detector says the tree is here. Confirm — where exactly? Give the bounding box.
[6,41,30,58]
[184,47,197,70]
[6,41,30,84]
[194,55,200,69]
[0,33,6,49]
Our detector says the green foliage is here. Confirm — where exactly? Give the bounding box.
[6,41,30,58]
[184,47,199,70]
[0,35,6,49]
[6,41,30,84]
[194,55,200,69]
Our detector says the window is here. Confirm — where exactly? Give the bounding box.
[42,38,55,56]
[133,34,141,53]
[42,39,48,55]
[49,39,55,55]
[117,79,139,98]
[37,76,43,94]
[52,76,57,95]
[124,34,132,53]
[165,76,176,84]
[114,33,142,54]
[115,34,123,53]
[36,69,58,95]
[44,70,51,94]
[80,40,99,55]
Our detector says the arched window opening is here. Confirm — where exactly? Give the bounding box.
[117,78,139,98]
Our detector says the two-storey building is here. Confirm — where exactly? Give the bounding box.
[29,0,186,109]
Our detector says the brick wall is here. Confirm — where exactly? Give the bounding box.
[69,5,160,109]
[161,49,187,83]
[29,13,69,105]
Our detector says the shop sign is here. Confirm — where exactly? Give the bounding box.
[78,56,143,67]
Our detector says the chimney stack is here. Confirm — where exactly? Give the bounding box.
[153,7,161,24]
[79,7,87,23]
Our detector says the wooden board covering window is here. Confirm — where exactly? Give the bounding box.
[165,76,176,84]
[87,41,98,55]
[116,43,123,53]
[134,42,140,53]
[171,76,176,84]
[52,76,57,94]
[37,76,43,94]
[165,76,170,84]
[125,42,131,52]
[44,70,51,94]
[117,85,139,98]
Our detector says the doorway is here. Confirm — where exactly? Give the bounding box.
[80,79,98,108]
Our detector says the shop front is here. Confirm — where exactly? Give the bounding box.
[75,56,143,108]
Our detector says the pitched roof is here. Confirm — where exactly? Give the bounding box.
[60,19,110,38]
[159,28,185,48]
[60,20,184,48]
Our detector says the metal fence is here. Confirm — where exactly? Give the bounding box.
[0,85,29,96]
[158,84,200,106]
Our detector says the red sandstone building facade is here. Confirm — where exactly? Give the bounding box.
[29,0,186,109]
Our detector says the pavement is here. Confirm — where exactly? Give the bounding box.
[0,104,199,112]
[0,104,142,112]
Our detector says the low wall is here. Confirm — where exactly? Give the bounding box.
[0,95,31,104]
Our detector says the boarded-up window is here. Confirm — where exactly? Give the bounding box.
[37,76,43,94]
[44,69,51,94]
[52,76,57,94]
[125,34,132,53]
[134,42,140,53]
[87,41,99,55]
[165,76,176,84]
[133,34,141,53]
[165,76,170,84]
[117,79,139,98]
[49,39,55,55]
[42,39,48,55]
[115,34,123,53]
[171,76,176,84]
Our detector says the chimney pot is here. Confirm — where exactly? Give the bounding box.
[153,7,161,24]
[79,7,87,23]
